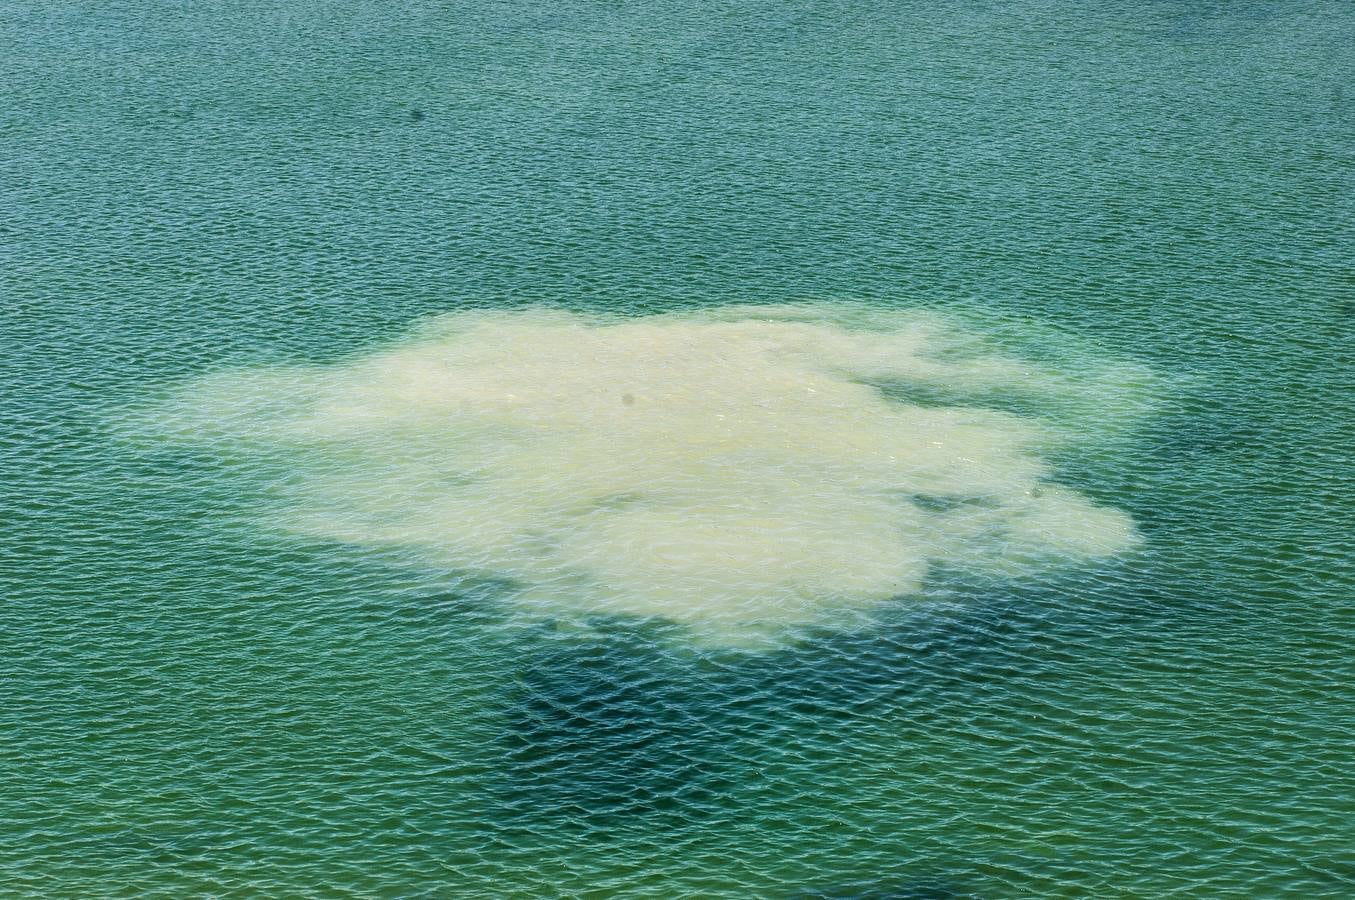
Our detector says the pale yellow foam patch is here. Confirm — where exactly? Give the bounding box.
[150,304,1147,645]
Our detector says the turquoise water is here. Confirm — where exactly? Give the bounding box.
[4,0,1354,896]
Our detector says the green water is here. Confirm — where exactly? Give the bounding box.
[4,0,1354,896]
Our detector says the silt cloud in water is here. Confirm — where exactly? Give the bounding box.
[153,304,1149,646]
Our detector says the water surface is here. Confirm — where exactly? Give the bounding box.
[4,0,1353,895]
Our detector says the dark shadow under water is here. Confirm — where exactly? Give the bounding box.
[481,558,1184,838]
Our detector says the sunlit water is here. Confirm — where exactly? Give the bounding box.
[4,0,1354,896]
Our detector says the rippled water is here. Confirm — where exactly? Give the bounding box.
[5,0,1354,896]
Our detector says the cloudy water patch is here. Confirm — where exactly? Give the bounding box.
[136,303,1153,646]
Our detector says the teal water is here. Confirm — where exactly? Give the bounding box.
[4,0,1354,896]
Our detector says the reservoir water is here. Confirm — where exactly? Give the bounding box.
[4,1,1353,895]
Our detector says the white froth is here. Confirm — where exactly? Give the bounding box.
[152,304,1146,644]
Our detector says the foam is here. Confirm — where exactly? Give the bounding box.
[149,304,1147,645]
